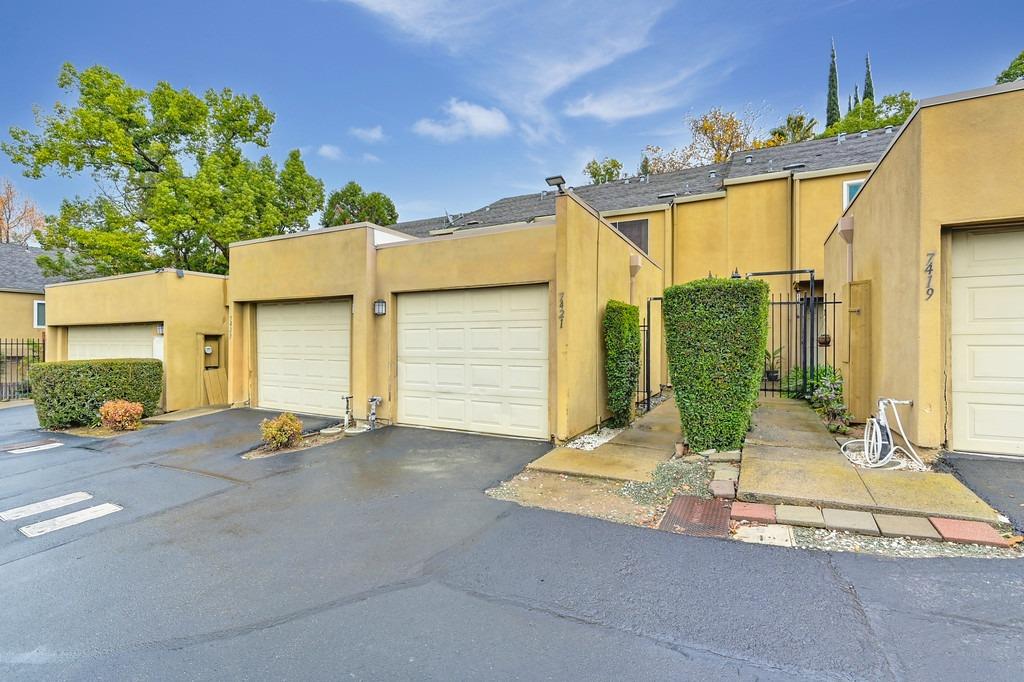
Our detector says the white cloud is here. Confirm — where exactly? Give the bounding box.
[317,144,343,160]
[563,62,716,123]
[350,125,385,143]
[362,152,381,163]
[338,0,674,142]
[413,98,511,142]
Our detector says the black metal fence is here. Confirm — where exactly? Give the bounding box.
[761,292,841,397]
[1,338,44,401]
[635,296,663,415]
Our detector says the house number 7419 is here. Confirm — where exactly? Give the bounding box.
[924,251,935,300]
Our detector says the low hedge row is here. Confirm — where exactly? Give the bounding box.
[664,278,769,451]
[29,359,164,429]
[603,300,641,427]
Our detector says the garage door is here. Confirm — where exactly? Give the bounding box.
[951,227,1024,455]
[67,324,157,360]
[397,285,549,439]
[256,300,351,416]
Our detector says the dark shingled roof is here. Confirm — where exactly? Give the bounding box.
[390,127,895,238]
[0,243,66,293]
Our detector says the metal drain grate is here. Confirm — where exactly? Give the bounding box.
[658,494,731,537]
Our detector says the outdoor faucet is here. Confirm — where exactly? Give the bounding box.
[367,396,382,430]
[341,395,353,429]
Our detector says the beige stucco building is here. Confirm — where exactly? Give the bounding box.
[825,81,1024,456]
[44,270,228,412]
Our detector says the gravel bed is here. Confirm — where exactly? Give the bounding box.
[793,527,1022,559]
[564,426,622,451]
[620,458,711,506]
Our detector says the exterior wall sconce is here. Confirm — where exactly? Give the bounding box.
[373,299,387,316]
[155,323,165,335]
[731,268,741,279]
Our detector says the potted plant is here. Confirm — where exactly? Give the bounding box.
[764,346,782,382]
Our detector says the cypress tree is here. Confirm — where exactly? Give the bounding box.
[864,53,875,101]
[847,95,852,114]
[854,84,860,107]
[827,40,841,127]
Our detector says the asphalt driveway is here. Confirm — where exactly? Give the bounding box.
[0,406,1020,680]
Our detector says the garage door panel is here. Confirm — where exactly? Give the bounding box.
[952,227,1024,455]
[397,285,549,438]
[67,324,156,360]
[257,300,350,416]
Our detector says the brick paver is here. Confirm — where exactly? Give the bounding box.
[874,514,941,540]
[710,480,736,499]
[730,501,776,524]
[929,517,1010,547]
[775,505,826,528]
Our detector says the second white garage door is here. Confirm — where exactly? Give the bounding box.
[68,324,158,360]
[256,299,351,417]
[397,285,549,439]
[951,227,1024,455]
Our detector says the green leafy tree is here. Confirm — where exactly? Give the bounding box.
[821,91,917,137]
[768,112,818,144]
[2,64,323,278]
[583,157,623,185]
[826,40,841,127]
[637,155,653,176]
[863,53,875,101]
[996,49,1024,84]
[321,181,398,227]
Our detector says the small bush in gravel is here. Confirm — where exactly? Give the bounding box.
[621,458,711,506]
[260,413,304,450]
[99,400,144,431]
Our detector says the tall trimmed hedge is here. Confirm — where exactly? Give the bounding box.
[664,278,769,451]
[30,359,164,429]
[603,300,641,427]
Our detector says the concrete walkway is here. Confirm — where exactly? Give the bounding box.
[738,397,1001,523]
[528,400,679,482]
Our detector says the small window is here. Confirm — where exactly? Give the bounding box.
[843,179,865,210]
[611,219,649,254]
[33,300,45,329]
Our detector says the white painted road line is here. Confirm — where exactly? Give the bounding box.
[0,492,93,522]
[8,442,63,454]
[19,503,123,538]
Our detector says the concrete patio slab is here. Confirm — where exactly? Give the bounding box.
[709,450,741,463]
[857,469,1000,523]
[874,514,942,540]
[527,443,668,482]
[752,408,831,433]
[738,456,876,508]
[609,427,678,452]
[823,508,880,536]
[745,424,839,451]
[775,505,826,528]
[144,406,230,424]
[740,444,840,465]
[733,523,794,547]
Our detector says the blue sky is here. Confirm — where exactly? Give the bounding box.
[2,0,1021,223]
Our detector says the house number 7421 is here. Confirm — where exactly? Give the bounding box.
[924,251,935,300]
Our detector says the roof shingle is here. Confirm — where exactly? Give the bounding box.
[0,243,67,293]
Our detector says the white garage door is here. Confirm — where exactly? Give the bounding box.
[951,227,1024,455]
[397,284,549,439]
[256,300,351,417]
[67,324,157,360]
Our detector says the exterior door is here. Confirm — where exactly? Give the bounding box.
[397,285,549,439]
[951,227,1024,455]
[256,299,351,416]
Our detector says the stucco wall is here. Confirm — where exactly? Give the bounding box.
[45,271,228,412]
[673,195,728,284]
[0,291,43,339]
[824,85,1024,447]
[555,193,664,440]
[797,170,870,275]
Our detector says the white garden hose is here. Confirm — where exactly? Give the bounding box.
[841,398,927,470]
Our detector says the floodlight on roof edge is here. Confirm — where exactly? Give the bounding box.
[545,175,567,193]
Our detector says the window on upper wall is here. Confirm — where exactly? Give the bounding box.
[611,219,649,254]
[843,179,865,210]
[33,300,45,328]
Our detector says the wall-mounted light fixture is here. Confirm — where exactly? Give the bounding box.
[373,299,387,316]
[156,323,165,335]
[731,268,741,279]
